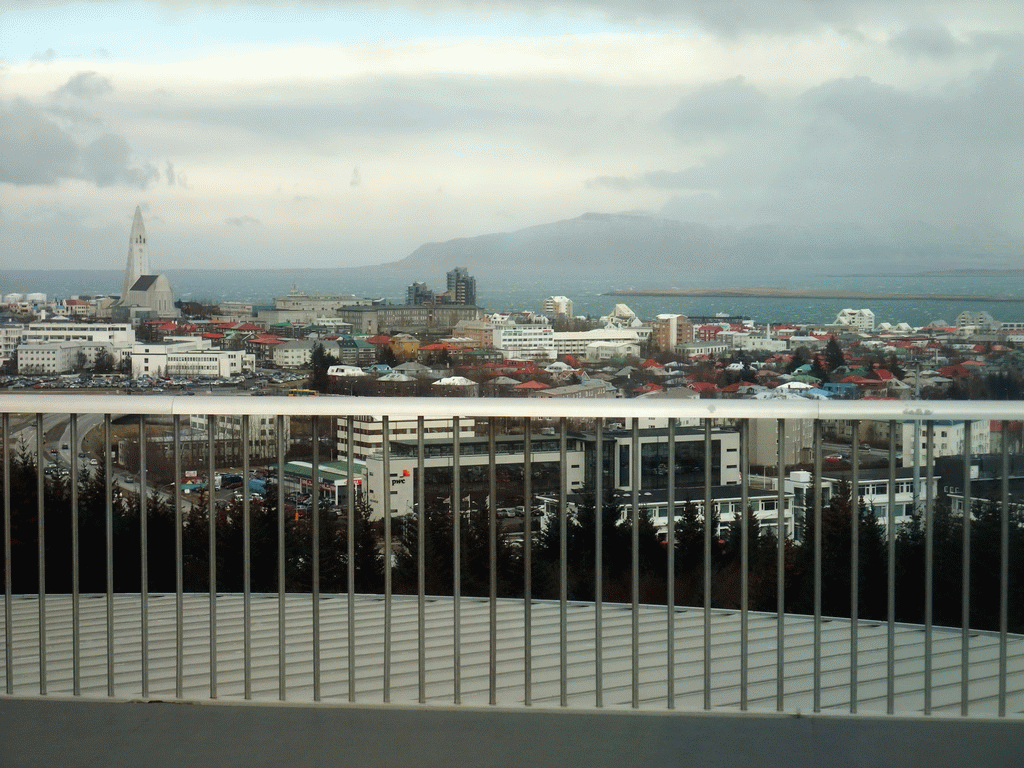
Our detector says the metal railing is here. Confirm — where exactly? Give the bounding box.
[1,394,1022,716]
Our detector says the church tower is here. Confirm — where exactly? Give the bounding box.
[123,206,151,298]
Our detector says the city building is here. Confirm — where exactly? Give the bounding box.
[114,207,178,321]
[257,291,372,325]
[651,314,694,352]
[187,412,289,460]
[406,282,435,306]
[336,304,483,335]
[446,267,476,306]
[834,308,875,331]
[0,322,23,366]
[337,415,477,464]
[131,338,254,378]
[364,425,740,520]
[16,321,135,373]
[17,341,117,374]
[543,295,574,317]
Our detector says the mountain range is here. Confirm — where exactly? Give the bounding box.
[378,212,1023,285]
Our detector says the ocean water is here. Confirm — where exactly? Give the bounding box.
[3,268,1023,328]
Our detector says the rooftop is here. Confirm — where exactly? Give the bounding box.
[4,593,1022,716]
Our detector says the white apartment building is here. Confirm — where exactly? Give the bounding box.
[823,418,990,466]
[337,415,477,463]
[586,340,640,361]
[0,324,24,365]
[18,341,117,374]
[834,308,875,331]
[543,296,574,317]
[900,419,991,467]
[768,468,937,536]
[187,413,289,460]
[271,339,345,369]
[747,418,816,466]
[552,328,647,357]
[492,324,556,361]
[23,321,135,345]
[132,338,254,378]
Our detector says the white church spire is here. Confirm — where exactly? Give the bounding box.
[123,206,151,298]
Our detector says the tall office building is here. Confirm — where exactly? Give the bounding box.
[446,268,476,306]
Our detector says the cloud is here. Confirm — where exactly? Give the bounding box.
[53,71,114,100]
[165,162,176,186]
[664,76,769,140]
[13,2,1020,34]
[587,169,706,190]
[30,48,57,63]
[610,50,1024,236]
[225,216,260,227]
[81,133,160,188]
[0,100,159,189]
[0,100,79,184]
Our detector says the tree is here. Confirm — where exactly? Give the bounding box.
[93,347,115,373]
[308,342,339,393]
[824,336,845,372]
[793,480,887,620]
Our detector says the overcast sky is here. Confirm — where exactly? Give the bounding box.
[1,1,1021,271]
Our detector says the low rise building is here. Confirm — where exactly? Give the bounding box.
[132,338,254,378]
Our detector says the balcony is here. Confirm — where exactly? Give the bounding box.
[2,394,1024,767]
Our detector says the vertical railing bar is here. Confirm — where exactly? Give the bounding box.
[630,418,639,710]
[416,416,426,705]
[523,418,533,706]
[346,416,356,703]
[703,420,712,711]
[666,419,676,710]
[35,413,46,695]
[2,413,11,695]
[242,415,252,700]
[382,415,392,704]
[592,418,603,708]
[452,416,462,705]
[739,418,749,711]
[559,416,568,708]
[998,420,1009,717]
[311,415,321,702]
[70,414,80,696]
[812,419,822,713]
[207,414,217,699]
[886,419,896,715]
[105,414,114,697]
[849,420,860,714]
[775,418,785,712]
[487,418,498,706]
[138,414,148,698]
[924,421,935,715]
[173,415,183,699]
[277,415,286,702]
[960,420,971,717]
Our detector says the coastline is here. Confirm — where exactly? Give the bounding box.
[605,288,1023,302]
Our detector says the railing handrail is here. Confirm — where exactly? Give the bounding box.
[2,393,1022,421]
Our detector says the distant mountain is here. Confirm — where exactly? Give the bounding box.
[380,212,1023,284]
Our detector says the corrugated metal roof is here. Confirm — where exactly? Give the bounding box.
[3,594,1022,717]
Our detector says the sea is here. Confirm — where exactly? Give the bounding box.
[3,268,1023,329]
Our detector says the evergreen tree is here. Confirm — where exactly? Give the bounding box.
[824,336,845,372]
[308,342,339,393]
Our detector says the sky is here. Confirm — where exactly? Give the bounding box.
[1,1,1022,272]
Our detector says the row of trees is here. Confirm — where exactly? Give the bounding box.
[2,452,1022,634]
